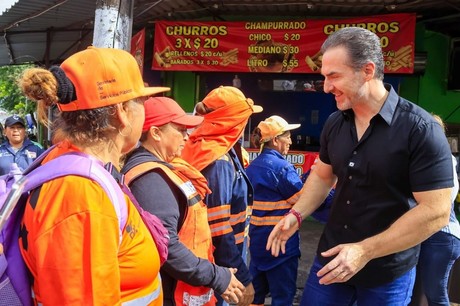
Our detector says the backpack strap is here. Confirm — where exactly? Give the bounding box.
[0,151,128,306]
[20,153,127,243]
[21,144,58,176]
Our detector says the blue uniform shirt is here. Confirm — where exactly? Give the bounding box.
[0,138,45,175]
[246,148,303,270]
[202,146,254,286]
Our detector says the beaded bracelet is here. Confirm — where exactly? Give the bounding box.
[286,209,302,229]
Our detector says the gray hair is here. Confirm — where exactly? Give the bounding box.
[320,27,384,80]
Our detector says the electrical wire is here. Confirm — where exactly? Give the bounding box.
[2,0,69,32]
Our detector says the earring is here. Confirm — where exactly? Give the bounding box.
[118,123,133,137]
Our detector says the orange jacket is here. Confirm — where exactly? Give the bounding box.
[19,141,163,305]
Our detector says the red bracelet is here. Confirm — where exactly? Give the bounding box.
[286,209,302,229]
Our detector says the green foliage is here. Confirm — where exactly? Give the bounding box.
[0,64,35,115]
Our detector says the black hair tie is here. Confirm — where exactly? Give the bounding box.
[50,66,76,104]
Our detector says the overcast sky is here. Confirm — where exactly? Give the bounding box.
[0,0,18,15]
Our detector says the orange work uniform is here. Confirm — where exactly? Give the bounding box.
[19,141,163,305]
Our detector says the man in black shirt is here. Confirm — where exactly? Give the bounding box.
[267,27,453,305]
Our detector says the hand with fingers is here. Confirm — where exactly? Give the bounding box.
[266,213,299,257]
[316,243,371,285]
[236,282,254,306]
[221,268,245,304]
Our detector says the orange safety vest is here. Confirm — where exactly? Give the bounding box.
[125,161,216,306]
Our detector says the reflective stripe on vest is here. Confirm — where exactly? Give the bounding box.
[250,190,302,226]
[124,162,201,206]
[122,278,162,306]
[35,276,162,306]
[125,161,215,306]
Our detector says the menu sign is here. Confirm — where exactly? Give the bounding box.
[153,13,415,73]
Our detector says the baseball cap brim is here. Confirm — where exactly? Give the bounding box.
[142,86,171,97]
[172,114,204,128]
[252,105,263,113]
[284,123,301,131]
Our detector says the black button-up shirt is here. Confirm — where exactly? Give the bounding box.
[318,84,453,286]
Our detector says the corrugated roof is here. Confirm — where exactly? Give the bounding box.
[0,0,96,65]
[1,0,460,66]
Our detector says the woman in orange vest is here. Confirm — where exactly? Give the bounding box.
[122,97,245,306]
[18,47,167,305]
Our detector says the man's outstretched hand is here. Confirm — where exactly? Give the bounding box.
[266,213,298,256]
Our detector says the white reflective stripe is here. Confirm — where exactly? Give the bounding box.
[178,180,197,197]
[36,278,162,306]
[122,280,163,306]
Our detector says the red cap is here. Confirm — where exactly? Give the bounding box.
[142,97,204,132]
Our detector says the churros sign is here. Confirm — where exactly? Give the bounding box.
[153,13,415,73]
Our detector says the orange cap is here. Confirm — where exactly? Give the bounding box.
[142,97,204,132]
[202,86,263,113]
[58,46,170,111]
[258,115,300,142]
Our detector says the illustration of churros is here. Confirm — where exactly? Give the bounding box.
[305,51,322,71]
[387,45,413,71]
[305,56,319,71]
[154,46,172,68]
[220,48,239,66]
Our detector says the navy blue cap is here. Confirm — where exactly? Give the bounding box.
[4,115,25,127]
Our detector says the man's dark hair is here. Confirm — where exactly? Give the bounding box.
[320,27,385,80]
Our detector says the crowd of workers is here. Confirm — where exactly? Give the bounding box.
[0,26,459,306]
